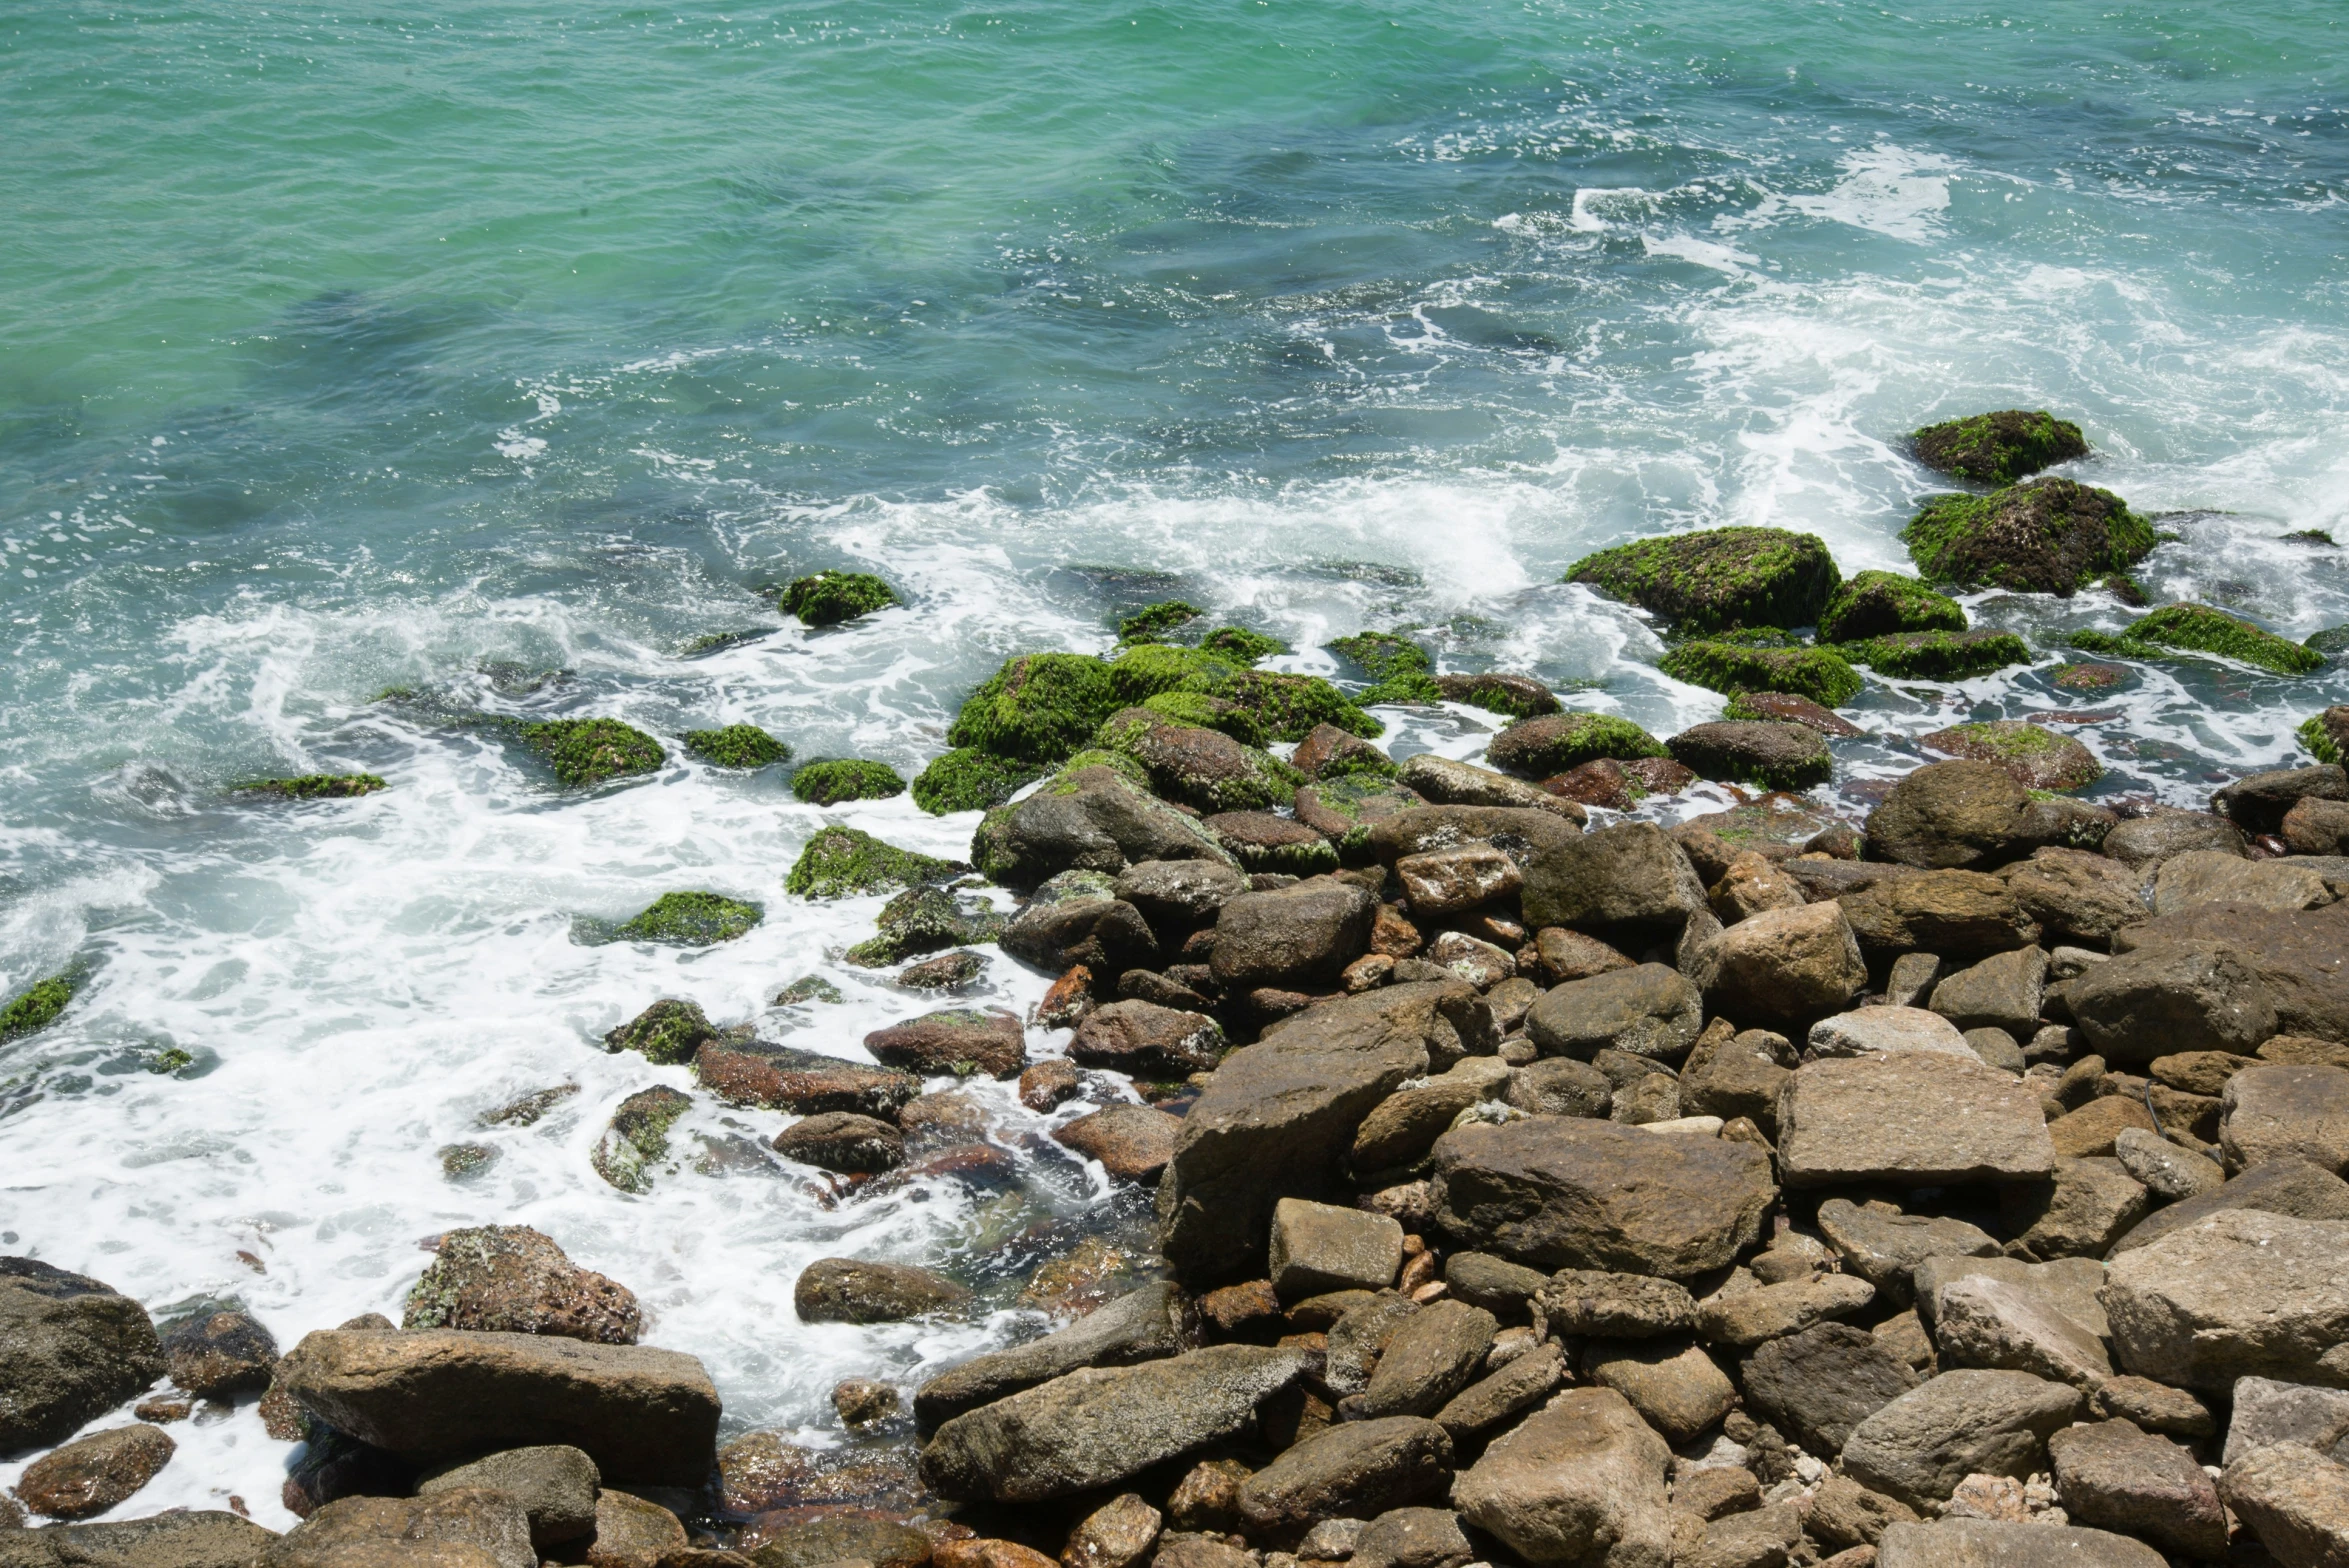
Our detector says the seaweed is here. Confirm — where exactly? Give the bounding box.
[911,748,1045,815]
[682,725,790,769]
[781,571,900,627]
[1656,641,1862,707]
[791,759,908,806]
[615,892,764,946]
[231,774,387,800]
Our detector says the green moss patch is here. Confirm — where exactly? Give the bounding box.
[232,773,386,800]
[1657,641,1862,708]
[911,748,1045,815]
[1357,672,1447,706]
[519,718,665,786]
[1104,643,1245,705]
[947,652,1122,763]
[2050,663,2128,692]
[0,975,72,1043]
[1903,478,2154,596]
[791,759,908,806]
[683,725,790,769]
[1198,625,1286,662]
[1116,600,1204,642]
[775,975,845,1005]
[1921,720,2103,791]
[592,1086,692,1193]
[1911,410,2088,486]
[1565,527,1840,633]
[786,825,963,898]
[2299,707,2349,765]
[782,570,900,627]
[1328,631,1433,682]
[1221,670,1382,742]
[1090,707,1303,814]
[1433,672,1560,720]
[603,998,723,1066]
[844,885,1006,967]
[617,891,763,946]
[1843,629,2031,681]
[2069,603,2325,677]
[1487,712,1667,777]
[1142,689,1266,748]
[1817,571,1967,644]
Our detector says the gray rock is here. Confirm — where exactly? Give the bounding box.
[1429,1117,1776,1278]
[976,765,1237,889]
[1271,1200,1405,1300]
[1524,964,1704,1064]
[1324,1296,1422,1400]
[2101,807,2246,869]
[1738,1323,1918,1458]
[0,1511,277,1568]
[2103,1209,2349,1390]
[2109,903,2349,1045]
[1529,1270,1695,1339]
[1235,1418,1454,1547]
[1841,1369,2083,1510]
[918,1344,1309,1502]
[418,1445,599,1549]
[2219,1442,2349,1568]
[2063,938,2280,1062]
[1875,1518,2165,1567]
[1519,822,1708,943]
[2112,1125,2225,1200]
[1350,1301,1496,1420]
[1831,867,2044,960]
[259,1490,535,1568]
[1929,946,2047,1035]
[1776,1052,2056,1188]
[1350,1507,1472,1568]
[1449,1387,1674,1567]
[2110,1155,2349,1255]
[1692,1274,1874,1350]
[794,1258,971,1324]
[1430,1340,1564,1441]
[1999,1155,2151,1260]
[1211,876,1379,991]
[272,1328,719,1486]
[914,1281,1197,1435]
[1116,859,1251,939]
[1912,1254,2109,1340]
[2224,1063,2349,1175]
[1577,1338,1734,1447]
[0,1260,165,1455]
[2225,1377,2349,1466]
[1931,1275,2111,1387]
[1813,1200,1999,1307]
[1806,1006,1973,1059]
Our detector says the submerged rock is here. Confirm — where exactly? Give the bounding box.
[403,1227,640,1345]
[16,1423,176,1520]
[2072,602,2328,676]
[1666,719,1831,790]
[614,890,762,945]
[787,825,965,898]
[0,1258,166,1454]
[590,1087,691,1193]
[782,569,900,626]
[1842,628,2033,681]
[795,1259,972,1324]
[1911,409,2089,486]
[791,757,907,805]
[1658,640,1862,709]
[1486,713,1665,778]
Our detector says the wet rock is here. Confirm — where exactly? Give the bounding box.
[15,1424,176,1520]
[2219,1443,2349,1568]
[974,764,1237,890]
[833,1378,899,1426]
[1864,760,2091,871]
[1565,526,1839,633]
[1210,812,1341,875]
[1903,472,2149,595]
[418,1445,598,1550]
[1519,821,1707,943]
[775,1113,906,1174]
[1430,1116,1775,1277]
[695,1040,920,1118]
[1398,755,1585,822]
[914,1282,1197,1435]
[918,1344,1309,1503]
[2047,1419,2226,1559]
[1020,1059,1084,1111]
[2214,763,2349,836]
[263,1489,534,1568]
[603,998,727,1066]
[1064,1494,1164,1568]
[1115,861,1251,941]
[1690,901,1866,1027]
[1840,1370,2084,1509]
[590,1086,692,1194]
[1350,1301,1495,1420]
[2285,795,2349,855]
[2103,1209,2349,1389]
[1777,1053,2056,1188]
[1932,1275,2110,1387]
[1055,1104,1183,1183]
[796,1260,971,1325]
[901,950,989,989]
[1235,1418,1454,1546]
[1724,690,1866,737]
[2000,849,2147,948]
[1739,1323,1917,1457]
[1875,1516,2163,1567]
[1911,410,2088,486]
[1450,1386,1673,1567]
[1487,713,1666,779]
[401,1227,642,1346]
[847,884,1008,967]
[2222,1062,2349,1174]
[1072,1000,1228,1078]
[749,1515,932,1568]
[1524,963,1703,1064]
[1,1511,277,1568]
[1095,708,1305,815]
[2152,849,2334,915]
[1295,723,1395,781]
[1921,721,2101,793]
[1667,721,1832,792]
[1393,846,1521,919]
[1577,1338,1734,1446]
[1210,877,1378,992]
[1813,1200,1997,1306]
[899,1090,992,1147]
[1003,872,1161,978]
[157,1306,278,1399]
[0,1258,166,1455]
[866,1009,1028,1080]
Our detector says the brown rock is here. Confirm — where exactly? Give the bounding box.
[1691,900,1866,1025]
[775,1112,906,1174]
[1833,869,2042,958]
[1450,1386,1672,1567]
[1577,1338,1734,1446]
[16,1424,176,1519]
[2001,849,2147,949]
[1063,1494,1163,1568]
[1777,1053,2057,1187]
[2222,1062,2349,1174]
[1071,1000,1227,1078]
[1021,1060,1085,1111]
[796,1259,972,1324]
[1055,1104,1184,1183]
[1210,876,1378,991]
[2045,1095,2157,1159]
[1922,722,2102,792]
[1294,724,1393,780]
[265,1488,533,1568]
[1707,851,1807,924]
[1518,821,1708,942]
[696,1039,920,1118]
[587,1488,689,1568]
[1234,1417,1455,1547]
[1394,847,1522,918]
[866,1009,1028,1080]
[2047,1418,2227,1560]
[160,1306,280,1398]
[1730,691,1865,737]
[402,1226,641,1345]
[1530,927,1636,985]
[936,1541,1058,1568]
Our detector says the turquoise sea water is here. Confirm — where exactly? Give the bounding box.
[3,0,2348,1521]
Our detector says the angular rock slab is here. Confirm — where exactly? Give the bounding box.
[2103,1210,2349,1391]
[2048,1418,2228,1561]
[1840,1369,2083,1509]
[275,1328,719,1486]
[0,1511,276,1568]
[2223,1062,2349,1176]
[1429,1117,1775,1279]
[1234,1416,1455,1547]
[2221,1442,2349,1568]
[2225,1376,2349,1466]
[1876,1517,2164,1567]
[914,1282,1196,1436]
[1776,1051,2055,1188]
[1449,1386,1672,1568]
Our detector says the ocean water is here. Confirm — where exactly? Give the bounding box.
[4,0,2348,1525]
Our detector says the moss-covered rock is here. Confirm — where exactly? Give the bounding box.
[1206,811,1341,875]
[603,999,725,1066]
[1220,670,1382,742]
[592,1086,692,1194]
[1911,410,2088,486]
[682,725,790,769]
[786,825,962,898]
[1198,625,1286,662]
[1433,672,1561,719]
[1920,720,2103,792]
[1565,527,1841,633]
[775,974,845,1005]
[1817,570,1967,644]
[2307,625,2349,663]
[1141,689,1266,748]
[232,774,387,800]
[2051,663,2129,692]
[1292,776,1424,863]
[1116,601,1204,643]
[911,748,1044,815]
[947,653,1123,764]
[617,892,763,946]
[844,884,1007,967]
[1357,672,1448,706]
[2067,603,2326,677]
[1721,692,1864,736]
[782,570,900,627]
[1486,712,1667,778]
[519,718,665,786]
[1328,631,1432,682]
[0,975,72,1043]
[791,759,907,806]
[1090,707,1303,813]
[1842,629,2031,681]
[1657,641,1862,708]
[971,761,1232,887]
[1903,478,2154,595]
[1104,643,1245,706]
[2300,706,2349,765]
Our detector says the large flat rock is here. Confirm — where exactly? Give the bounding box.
[1776,1051,2056,1188]
[2103,1209,2349,1391]
[913,1282,1196,1436]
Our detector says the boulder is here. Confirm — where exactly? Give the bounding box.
[1677,1503,1801,1568]
[1210,877,1378,991]
[398,1228,642,1348]
[1352,1062,1515,1173]
[1449,1386,1673,1567]
[1813,1200,1998,1306]
[1436,672,1562,720]
[2000,849,2147,948]
[1209,810,1340,874]
[2000,1156,2151,1259]
[1429,1117,1775,1278]
[2152,850,2334,915]
[1931,1275,2111,1387]
[918,1345,1309,1502]
[694,1040,919,1118]
[2103,1209,2349,1390]
[747,1515,931,1568]
[1530,1270,1695,1340]
[1921,721,2102,792]
[1666,722,1832,792]
[2092,1374,2217,1440]
[1400,754,1586,822]
[1294,722,1396,779]
[1094,708,1303,815]
[1875,1518,2164,1567]
[1928,946,2047,1035]
[1001,872,1160,977]
[1678,1026,1795,1134]
[1807,1476,1918,1552]
[1269,1200,1405,1299]
[1064,1494,1165,1568]
[2044,1096,2157,1159]
[1565,526,1839,633]
[15,1424,176,1520]
[1487,713,1665,778]
[417,1445,599,1550]
[1351,1301,1496,1420]
[914,1282,1197,1435]
[0,1259,165,1455]
[2064,938,2279,1062]
[2109,902,2349,1044]
[1055,1104,1184,1183]
[974,764,1237,889]
[1775,1053,2056,1187]
[1840,1370,2084,1509]
[1830,867,2043,958]
[2085,1153,2344,1259]
[2111,1129,2219,1203]
[2286,796,2349,856]
[1910,411,2088,487]
[2223,1063,2349,1174]
[2225,1376,2349,1465]
[1689,902,1864,1026]
[1864,761,2087,871]
[0,1511,276,1568]
[2214,763,2349,836]
[1692,1273,1873,1349]
[2046,1419,2226,1559]
[273,1328,718,1486]
[261,1489,533,1568]
[1156,983,1471,1282]
[1806,1007,1972,1059]
[1505,1057,1613,1119]
[1524,964,1704,1064]
[1235,1418,1454,1546]
[2219,1443,2349,1568]
[1431,1340,1565,1441]
[774,1112,905,1174]
[1394,846,1522,918]
[1576,1338,1733,1447]
[1350,1506,1472,1568]
[1072,1000,1228,1078]
[2103,807,2248,868]
[1738,1323,1918,1457]
[865,1008,1027,1080]
[1324,1296,1422,1399]
[1519,822,1707,942]
[794,1259,971,1324]
[158,1306,280,1398]
[1705,851,1807,924]
[1115,860,1250,940]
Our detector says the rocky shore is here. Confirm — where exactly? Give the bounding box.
[5,411,2349,1566]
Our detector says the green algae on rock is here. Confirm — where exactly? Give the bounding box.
[1140,689,1266,748]
[617,891,763,945]
[682,725,790,769]
[1842,629,2032,681]
[519,718,665,785]
[1434,672,1562,719]
[0,975,73,1043]
[1921,720,2103,792]
[1911,410,2088,486]
[2051,663,2129,692]
[603,998,725,1065]
[2300,706,2349,765]
[845,885,1007,966]
[2068,603,2327,677]
[1487,712,1667,778]
[1220,670,1381,742]
[1902,477,2154,595]
[787,824,963,898]
[1116,600,1204,643]
[1657,640,1862,708]
[911,748,1045,815]
[1292,775,1423,861]
[1328,630,1432,682]
[1356,671,1447,706]
[948,652,1123,763]
[774,974,845,1005]
[1816,571,1967,644]
[1565,526,1840,633]
[1090,706,1303,813]
[232,773,387,800]
[1104,642,1244,705]
[1198,625,1286,662]
[791,758,907,805]
[781,570,900,627]
[592,1086,692,1193]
